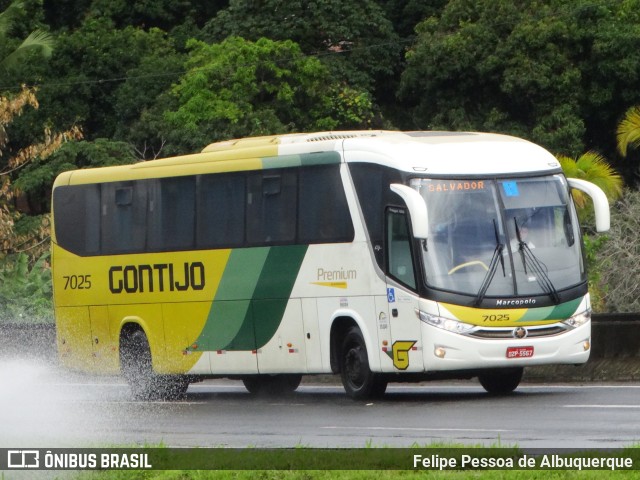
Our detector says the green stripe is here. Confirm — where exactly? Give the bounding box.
[190,248,268,351]
[214,248,269,300]
[262,152,340,169]
[190,245,308,352]
[252,245,308,347]
[544,297,583,320]
[518,297,583,322]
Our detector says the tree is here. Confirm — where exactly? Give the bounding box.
[161,37,378,154]
[616,106,640,158]
[200,0,401,94]
[0,0,53,71]
[42,0,228,32]
[556,151,623,211]
[29,18,183,145]
[377,0,447,39]
[399,0,640,167]
[0,0,54,149]
[593,190,640,312]
[0,2,81,261]
[0,86,82,258]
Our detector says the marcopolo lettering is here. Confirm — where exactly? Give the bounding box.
[109,262,205,294]
[495,298,536,307]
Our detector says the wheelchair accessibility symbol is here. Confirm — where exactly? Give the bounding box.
[387,288,395,303]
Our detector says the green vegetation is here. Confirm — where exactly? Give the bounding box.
[68,471,640,480]
[0,251,51,323]
[2,0,640,318]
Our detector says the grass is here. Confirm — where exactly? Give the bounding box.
[67,469,640,480]
[20,444,640,480]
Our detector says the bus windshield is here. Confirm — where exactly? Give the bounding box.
[412,175,585,299]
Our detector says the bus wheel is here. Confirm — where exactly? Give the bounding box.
[120,329,189,400]
[242,374,302,396]
[340,327,387,400]
[478,368,523,395]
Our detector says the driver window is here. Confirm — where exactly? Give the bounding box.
[386,208,417,289]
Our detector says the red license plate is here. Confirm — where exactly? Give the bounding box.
[506,346,534,359]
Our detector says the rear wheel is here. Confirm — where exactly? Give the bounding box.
[340,327,387,400]
[120,328,189,400]
[242,374,302,396]
[478,368,523,395]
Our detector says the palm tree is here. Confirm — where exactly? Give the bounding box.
[0,1,53,71]
[616,106,640,158]
[0,1,55,153]
[556,151,623,209]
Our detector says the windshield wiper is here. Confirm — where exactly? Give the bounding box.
[474,220,505,307]
[514,219,560,303]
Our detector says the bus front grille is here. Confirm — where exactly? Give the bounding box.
[468,324,568,339]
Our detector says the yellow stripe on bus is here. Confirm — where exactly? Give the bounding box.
[441,303,528,327]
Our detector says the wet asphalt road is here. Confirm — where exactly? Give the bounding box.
[1,360,639,449]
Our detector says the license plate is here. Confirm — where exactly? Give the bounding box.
[506,346,534,359]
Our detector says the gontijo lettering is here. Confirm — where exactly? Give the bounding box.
[109,262,205,294]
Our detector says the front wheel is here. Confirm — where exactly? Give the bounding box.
[340,327,387,400]
[478,368,523,395]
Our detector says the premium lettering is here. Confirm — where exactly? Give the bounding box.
[109,262,205,294]
[317,267,357,281]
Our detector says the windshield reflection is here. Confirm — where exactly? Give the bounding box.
[411,175,585,299]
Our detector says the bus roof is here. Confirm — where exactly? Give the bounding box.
[54,131,561,186]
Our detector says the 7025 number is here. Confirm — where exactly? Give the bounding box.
[63,275,92,290]
[482,314,510,322]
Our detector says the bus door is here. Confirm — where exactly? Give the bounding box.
[384,208,424,372]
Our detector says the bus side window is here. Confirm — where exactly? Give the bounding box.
[386,208,417,290]
[298,165,354,244]
[101,182,147,254]
[197,173,246,248]
[148,176,196,251]
[246,171,297,245]
[52,184,100,255]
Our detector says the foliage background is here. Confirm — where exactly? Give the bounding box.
[1,0,640,320]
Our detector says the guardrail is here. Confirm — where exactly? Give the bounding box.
[0,314,638,381]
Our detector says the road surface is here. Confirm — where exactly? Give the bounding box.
[1,359,639,449]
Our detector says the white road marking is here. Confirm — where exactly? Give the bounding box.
[563,405,640,409]
[321,426,510,433]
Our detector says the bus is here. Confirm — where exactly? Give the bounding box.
[51,130,610,400]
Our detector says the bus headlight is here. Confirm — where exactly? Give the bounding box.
[563,309,591,328]
[416,310,475,334]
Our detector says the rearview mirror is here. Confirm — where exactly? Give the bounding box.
[390,184,429,239]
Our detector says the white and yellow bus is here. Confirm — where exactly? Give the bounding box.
[51,131,610,399]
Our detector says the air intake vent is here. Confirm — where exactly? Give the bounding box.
[306,133,359,142]
[468,324,568,339]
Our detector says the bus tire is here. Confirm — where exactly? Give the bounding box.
[120,329,189,400]
[156,375,190,400]
[340,326,387,400]
[478,368,523,395]
[242,374,302,396]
